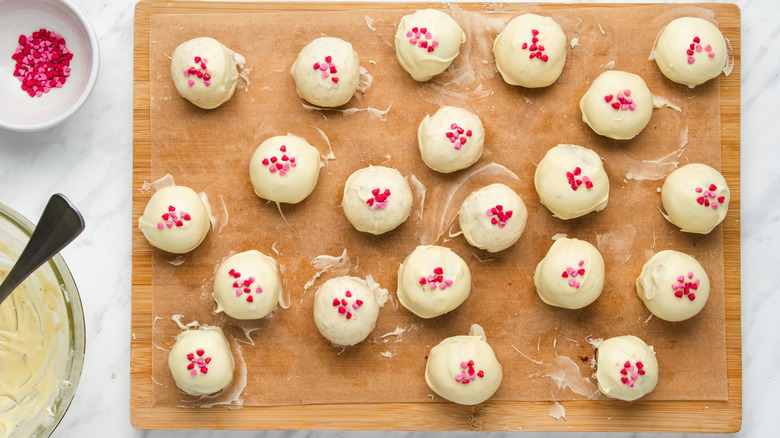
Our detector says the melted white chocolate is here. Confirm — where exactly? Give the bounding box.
[425,324,503,405]
[493,14,567,88]
[534,144,609,220]
[291,37,361,107]
[0,235,71,437]
[458,183,528,253]
[341,165,413,235]
[654,17,728,88]
[580,70,653,140]
[661,163,729,234]
[138,185,211,254]
[394,9,465,82]
[534,238,605,309]
[213,250,282,320]
[636,250,710,322]
[170,37,245,109]
[596,335,658,401]
[249,134,321,204]
[417,106,485,173]
[397,245,471,318]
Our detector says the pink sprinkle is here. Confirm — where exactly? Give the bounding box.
[688,57,696,64]
[432,41,439,47]
[425,32,432,39]
[578,259,584,267]
[629,103,637,111]
[705,44,712,51]
[460,361,467,368]
[156,223,163,230]
[406,31,413,38]
[235,290,242,297]
[711,202,719,209]
[695,187,703,193]
[203,80,210,87]
[708,53,716,58]
[627,381,634,388]
[568,279,576,287]
[190,370,197,376]
[445,279,453,286]
[322,71,329,78]
[187,79,194,87]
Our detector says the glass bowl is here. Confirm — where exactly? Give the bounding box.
[0,201,85,437]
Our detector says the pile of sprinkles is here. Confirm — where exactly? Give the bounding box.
[486,204,513,228]
[332,290,363,320]
[419,267,453,290]
[672,272,699,301]
[686,36,716,64]
[228,268,263,303]
[604,90,636,111]
[566,167,594,191]
[407,26,439,53]
[695,184,725,209]
[367,188,391,209]
[185,349,211,376]
[183,56,211,87]
[521,29,549,62]
[261,144,297,176]
[454,359,484,384]
[562,260,586,289]
[313,55,339,83]
[445,123,472,150]
[11,28,73,98]
[156,205,191,230]
[620,360,646,387]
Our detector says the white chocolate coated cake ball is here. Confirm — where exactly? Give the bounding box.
[138,185,210,254]
[249,134,321,204]
[425,324,503,405]
[170,37,245,109]
[636,250,710,322]
[417,106,485,173]
[290,37,361,107]
[654,17,728,88]
[534,144,609,220]
[595,335,658,401]
[493,14,567,88]
[397,245,471,318]
[168,327,234,396]
[579,70,653,140]
[341,165,413,235]
[394,9,466,82]
[212,250,282,320]
[661,163,729,234]
[459,183,528,253]
[313,276,380,346]
[534,238,605,309]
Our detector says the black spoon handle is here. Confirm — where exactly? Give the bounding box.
[0,194,85,304]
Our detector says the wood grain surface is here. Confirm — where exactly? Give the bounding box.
[132,1,741,432]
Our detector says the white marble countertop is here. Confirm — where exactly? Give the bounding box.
[0,0,774,436]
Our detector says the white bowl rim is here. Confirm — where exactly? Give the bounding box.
[0,0,101,132]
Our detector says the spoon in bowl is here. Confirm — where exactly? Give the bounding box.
[0,194,85,305]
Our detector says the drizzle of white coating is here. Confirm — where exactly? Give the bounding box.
[364,15,376,31]
[301,249,351,302]
[407,175,427,220]
[171,314,199,330]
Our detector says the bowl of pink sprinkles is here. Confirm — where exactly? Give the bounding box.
[0,0,99,132]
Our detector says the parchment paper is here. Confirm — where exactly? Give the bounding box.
[146,4,729,407]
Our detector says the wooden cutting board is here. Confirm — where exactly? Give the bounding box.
[132,1,741,431]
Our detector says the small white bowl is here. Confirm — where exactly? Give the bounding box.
[0,0,99,132]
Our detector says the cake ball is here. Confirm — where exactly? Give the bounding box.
[661,163,729,234]
[636,250,710,322]
[534,144,609,220]
[397,245,471,318]
[138,185,211,254]
[493,14,567,88]
[290,37,361,107]
[595,335,658,401]
[534,238,605,309]
[168,327,234,396]
[170,37,245,109]
[459,183,528,253]
[213,250,282,320]
[654,17,728,88]
[425,324,503,405]
[579,70,653,140]
[249,134,321,204]
[341,165,413,235]
[417,106,485,173]
[394,9,466,82]
[313,276,380,346]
